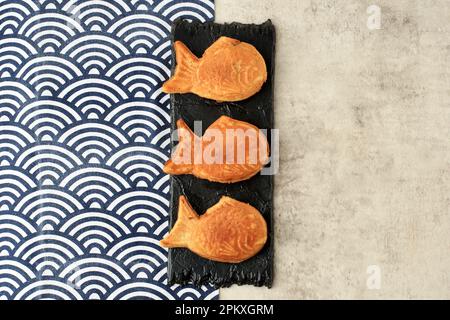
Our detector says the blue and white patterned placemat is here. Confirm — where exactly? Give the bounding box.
[0,0,217,300]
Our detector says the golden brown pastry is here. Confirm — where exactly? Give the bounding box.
[162,37,267,101]
[160,195,267,263]
[164,115,269,183]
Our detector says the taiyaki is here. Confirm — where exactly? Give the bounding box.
[162,36,267,101]
[160,195,267,263]
[164,115,269,183]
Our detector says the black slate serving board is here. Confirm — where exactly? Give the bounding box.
[167,19,275,288]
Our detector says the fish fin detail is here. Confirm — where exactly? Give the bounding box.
[163,119,195,175]
[160,196,199,248]
[163,159,192,175]
[176,118,195,142]
[162,41,199,93]
[204,36,240,56]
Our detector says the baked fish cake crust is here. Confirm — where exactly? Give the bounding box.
[160,195,267,263]
[162,37,267,101]
[163,115,270,183]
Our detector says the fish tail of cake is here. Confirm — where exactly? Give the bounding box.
[163,119,195,175]
[160,196,199,248]
[163,159,193,175]
[162,41,199,93]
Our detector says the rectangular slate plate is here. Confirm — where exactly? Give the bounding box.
[167,19,275,288]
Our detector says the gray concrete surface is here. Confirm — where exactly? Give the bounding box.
[216,0,450,299]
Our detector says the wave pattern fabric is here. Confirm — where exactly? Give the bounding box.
[0,0,217,300]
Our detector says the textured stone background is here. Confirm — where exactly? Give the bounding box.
[217,0,450,299]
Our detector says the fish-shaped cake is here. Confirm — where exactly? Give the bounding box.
[160,195,267,263]
[164,115,269,183]
[162,36,267,101]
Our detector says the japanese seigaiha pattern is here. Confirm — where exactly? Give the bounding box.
[0,0,217,300]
